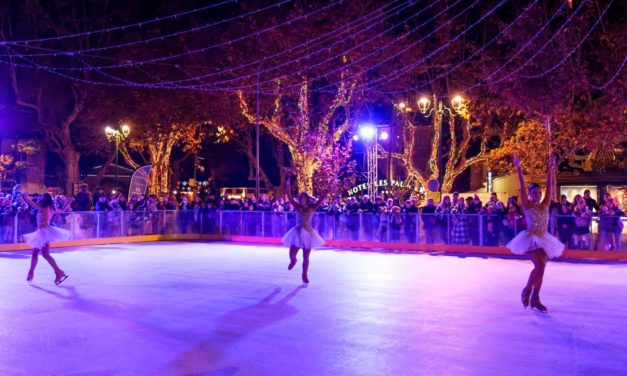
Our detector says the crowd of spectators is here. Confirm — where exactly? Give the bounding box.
[1,184,624,250]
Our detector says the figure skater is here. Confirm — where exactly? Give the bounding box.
[507,155,564,313]
[22,192,73,284]
[282,178,328,283]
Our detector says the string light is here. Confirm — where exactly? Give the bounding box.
[374,0,542,94]
[0,0,438,91]
[0,0,620,97]
[178,0,476,91]
[517,0,616,80]
[349,0,510,93]
[477,0,589,85]
[1,0,295,58]
[111,0,422,87]
[589,57,627,90]
[0,0,237,45]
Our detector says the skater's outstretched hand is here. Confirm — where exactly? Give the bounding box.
[513,156,521,169]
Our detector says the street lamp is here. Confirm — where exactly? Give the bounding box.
[417,94,465,193]
[105,124,131,194]
[391,102,412,183]
[354,123,389,198]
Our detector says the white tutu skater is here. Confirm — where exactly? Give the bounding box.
[282,210,325,250]
[23,225,71,249]
[283,178,329,283]
[506,206,565,259]
[21,192,72,285]
[508,154,563,313]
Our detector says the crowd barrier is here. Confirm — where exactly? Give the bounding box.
[0,210,625,259]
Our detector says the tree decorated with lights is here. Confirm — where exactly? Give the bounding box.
[0,140,38,185]
[238,78,357,195]
[117,90,209,195]
[387,97,508,193]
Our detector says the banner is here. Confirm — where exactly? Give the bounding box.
[128,165,152,200]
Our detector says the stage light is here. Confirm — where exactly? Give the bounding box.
[358,125,376,140]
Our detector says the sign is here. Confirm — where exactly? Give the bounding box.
[347,179,425,196]
[128,165,152,200]
[426,178,440,193]
[426,192,441,202]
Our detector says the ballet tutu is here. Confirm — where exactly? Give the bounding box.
[506,230,565,259]
[22,226,71,249]
[282,227,325,249]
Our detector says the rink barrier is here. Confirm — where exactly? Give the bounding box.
[1,210,625,260]
[2,234,627,261]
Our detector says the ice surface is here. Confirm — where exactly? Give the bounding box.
[1,242,626,375]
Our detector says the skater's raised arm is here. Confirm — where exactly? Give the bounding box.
[285,179,300,210]
[513,157,529,210]
[311,186,331,211]
[541,155,556,209]
[22,193,42,211]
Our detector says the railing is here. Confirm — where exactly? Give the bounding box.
[0,211,625,251]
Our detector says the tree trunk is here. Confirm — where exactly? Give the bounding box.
[295,160,315,195]
[62,148,81,195]
[93,149,117,189]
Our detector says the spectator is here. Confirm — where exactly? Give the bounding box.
[599,198,624,251]
[556,195,574,248]
[483,204,499,246]
[421,198,438,244]
[359,195,375,241]
[572,195,592,249]
[583,189,599,213]
[390,206,402,242]
[436,195,452,244]
[376,206,389,242]
[451,199,470,245]
[75,184,92,211]
[401,198,418,243]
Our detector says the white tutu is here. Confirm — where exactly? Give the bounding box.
[282,227,325,249]
[506,230,565,259]
[22,226,71,249]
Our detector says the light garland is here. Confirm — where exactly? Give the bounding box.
[374,0,541,94]
[12,0,413,78]
[0,0,620,96]
[198,0,472,91]
[1,0,294,58]
[478,0,591,85]
[0,1,236,45]
[590,57,627,90]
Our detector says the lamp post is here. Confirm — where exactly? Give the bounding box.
[354,124,390,198]
[416,95,465,193]
[392,101,412,184]
[105,124,130,194]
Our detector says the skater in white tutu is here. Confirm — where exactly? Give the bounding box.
[22,192,73,284]
[282,178,328,283]
[507,155,564,313]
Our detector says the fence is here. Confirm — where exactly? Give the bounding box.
[1,210,625,251]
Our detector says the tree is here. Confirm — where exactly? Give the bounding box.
[0,140,38,186]
[0,1,129,193]
[118,90,210,194]
[238,77,358,195]
[387,99,508,193]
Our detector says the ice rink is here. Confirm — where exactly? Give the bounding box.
[1,241,626,376]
